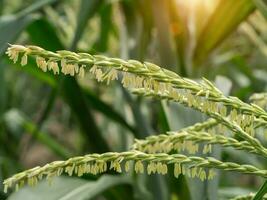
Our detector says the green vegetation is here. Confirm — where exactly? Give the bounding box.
[1,0,267,200]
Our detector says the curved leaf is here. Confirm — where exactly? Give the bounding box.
[8,175,132,200]
[253,180,267,200]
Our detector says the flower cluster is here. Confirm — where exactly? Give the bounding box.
[133,130,260,156]
[6,44,267,127]
[4,151,267,193]
[4,44,267,194]
[133,89,267,157]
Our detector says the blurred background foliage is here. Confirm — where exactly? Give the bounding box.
[0,0,267,199]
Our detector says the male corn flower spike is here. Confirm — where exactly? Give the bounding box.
[4,44,267,199]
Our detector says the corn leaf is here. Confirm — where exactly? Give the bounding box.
[8,175,132,200]
[70,0,103,50]
[0,0,57,55]
[4,110,71,159]
[253,180,267,200]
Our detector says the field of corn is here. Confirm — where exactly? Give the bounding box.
[1,0,267,200]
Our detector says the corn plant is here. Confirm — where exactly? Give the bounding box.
[3,44,267,200]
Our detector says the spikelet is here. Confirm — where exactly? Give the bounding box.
[106,69,118,85]
[121,72,134,88]
[48,61,60,75]
[147,162,157,175]
[21,53,28,66]
[203,144,212,154]
[219,106,227,117]
[110,160,122,173]
[74,64,79,74]
[199,168,207,181]
[6,48,19,63]
[65,164,75,176]
[6,45,27,63]
[208,169,216,180]
[61,59,67,74]
[230,109,238,122]
[95,68,103,82]
[174,163,181,178]
[67,64,75,76]
[78,65,85,78]
[124,161,130,172]
[89,65,97,74]
[191,167,198,178]
[134,161,144,173]
[36,57,47,72]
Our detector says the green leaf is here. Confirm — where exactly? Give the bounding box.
[84,89,136,134]
[92,3,112,52]
[27,18,65,50]
[70,0,103,50]
[253,180,267,200]
[0,0,3,15]
[4,56,57,87]
[193,0,255,65]
[16,0,57,18]
[150,0,178,71]
[219,187,256,199]
[0,15,36,55]
[26,17,110,153]
[241,22,267,57]
[61,77,110,153]
[0,62,7,116]
[8,175,132,200]
[168,0,189,76]
[122,89,151,137]
[0,0,58,55]
[4,109,71,159]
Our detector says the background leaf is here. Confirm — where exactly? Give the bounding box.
[193,0,255,65]
[8,175,132,200]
